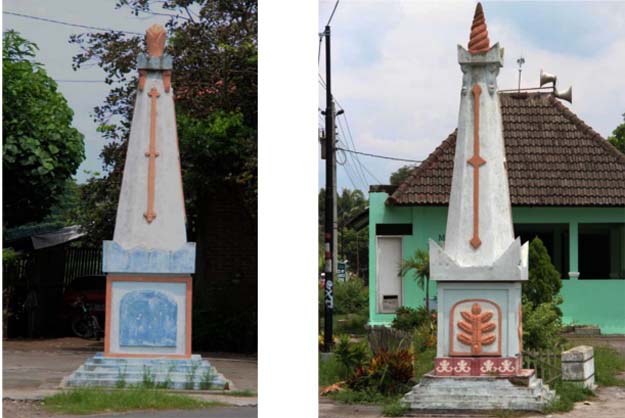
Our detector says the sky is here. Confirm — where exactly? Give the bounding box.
[3,0,174,182]
[318,1,625,193]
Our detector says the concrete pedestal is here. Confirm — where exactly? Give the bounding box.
[64,353,229,390]
[401,371,556,411]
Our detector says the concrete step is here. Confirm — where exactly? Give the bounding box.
[63,353,229,390]
[401,376,556,411]
[65,377,222,390]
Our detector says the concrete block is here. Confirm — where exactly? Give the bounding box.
[562,345,593,362]
[561,345,596,389]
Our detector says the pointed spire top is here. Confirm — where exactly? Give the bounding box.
[468,2,490,54]
[146,24,167,57]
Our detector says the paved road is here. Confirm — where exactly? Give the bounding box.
[2,338,257,399]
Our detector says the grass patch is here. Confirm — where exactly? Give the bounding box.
[544,382,595,413]
[594,346,625,387]
[327,388,400,405]
[43,388,222,415]
[414,348,435,379]
[382,400,409,416]
[219,389,256,397]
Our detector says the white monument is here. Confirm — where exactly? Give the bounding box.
[402,4,555,411]
[65,25,228,389]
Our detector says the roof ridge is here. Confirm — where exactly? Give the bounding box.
[548,95,625,165]
[388,130,457,205]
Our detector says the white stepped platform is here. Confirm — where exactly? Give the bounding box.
[401,371,556,412]
[63,353,230,390]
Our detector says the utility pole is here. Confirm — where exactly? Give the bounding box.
[322,24,336,352]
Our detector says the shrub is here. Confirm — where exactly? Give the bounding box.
[333,277,368,315]
[521,237,564,351]
[348,349,414,395]
[524,237,562,308]
[391,306,433,332]
[413,323,436,354]
[522,298,564,351]
[334,335,370,371]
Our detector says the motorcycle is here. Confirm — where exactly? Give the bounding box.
[71,295,103,340]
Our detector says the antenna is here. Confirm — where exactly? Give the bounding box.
[516,57,525,92]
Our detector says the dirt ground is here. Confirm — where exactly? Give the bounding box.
[2,337,257,418]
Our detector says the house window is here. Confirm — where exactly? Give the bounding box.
[579,223,625,280]
[376,236,402,313]
[376,223,412,236]
[514,223,568,278]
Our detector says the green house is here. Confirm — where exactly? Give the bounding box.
[368,92,625,334]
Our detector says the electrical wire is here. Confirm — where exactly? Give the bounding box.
[325,0,340,27]
[337,148,423,163]
[3,11,142,35]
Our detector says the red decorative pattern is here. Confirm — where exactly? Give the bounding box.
[468,3,490,54]
[434,357,520,377]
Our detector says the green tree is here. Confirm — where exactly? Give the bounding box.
[608,113,625,154]
[3,30,85,227]
[524,237,562,307]
[521,237,564,350]
[389,165,413,186]
[319,188,368,277]
[69,1,257,246]
[399,249,431,312]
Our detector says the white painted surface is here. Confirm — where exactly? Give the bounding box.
[442,44,519,268]
[113,72,187,251]
[108,280,187,356]
[376,236,402,313]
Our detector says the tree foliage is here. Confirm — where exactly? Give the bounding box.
[608,113,625,154]
[399,248,431,312]
[318,188,368,277]
[69,0,257,243]
[522,237,564,350]
[389,165,414,186]
[3,30,85,227]
[524,237,562,307]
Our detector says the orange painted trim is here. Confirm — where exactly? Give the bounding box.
[138,70,147,91]
[104,276,113,355]
[104,275,193,359]
[468,84,485,249]
[144,87,160,224]
[449,298,502,357]
[162,70,171,93]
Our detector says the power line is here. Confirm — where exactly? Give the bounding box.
[3,11,142,35]
[55,79,107,83]
[337,147,423,163]
[360,159,383,184]
[325,0,340,27]
[337,119,368,187]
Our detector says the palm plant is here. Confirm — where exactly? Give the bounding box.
[399,249,431,312]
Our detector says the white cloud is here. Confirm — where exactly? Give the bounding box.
[320,1,625,190]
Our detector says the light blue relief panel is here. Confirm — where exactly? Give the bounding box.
[102,240,196,274]
[119,290,177,347]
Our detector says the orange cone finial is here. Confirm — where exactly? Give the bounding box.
[468,3,490,54]
[146,24,167,57]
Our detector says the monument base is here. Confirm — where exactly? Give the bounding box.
[401,370,556,412]
[64,353,230,390]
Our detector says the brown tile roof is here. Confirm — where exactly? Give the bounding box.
[388,92,625,206]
